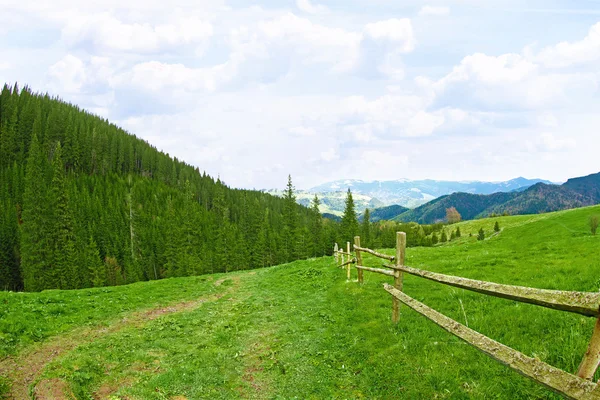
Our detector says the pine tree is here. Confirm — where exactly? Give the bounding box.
[48,142,77,289]
[282,175,298,262]
[340,189,359,245]
[20,133,47,291]
[477,228,485,241]
[431,232,439,245]
[441,230,448,243]
[456,226,461,238]
[494,221,500,232]
[360,208,371,248]
[450,230,456,240]
[310,195,323,257]
[86,236,106,287]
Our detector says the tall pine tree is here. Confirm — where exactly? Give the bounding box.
[282,175,299,262]
[48,142,77,289]
[340,189,358,245]
[20,133,47,291]
[309,195,323,257]
[360,208,371,248]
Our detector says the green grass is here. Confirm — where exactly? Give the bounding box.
[2,205,600,399]
[0,275,221,358]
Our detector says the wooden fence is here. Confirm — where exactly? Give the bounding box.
[333,233,600,400]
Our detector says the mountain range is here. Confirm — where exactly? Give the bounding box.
[393,172,600,224]
[308,177,554,209]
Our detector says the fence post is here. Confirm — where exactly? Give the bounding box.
[577,317,600,380]
[392,231,406,323]
[354,236,363,284]
[334,243,338,265]
[346,242,351,280]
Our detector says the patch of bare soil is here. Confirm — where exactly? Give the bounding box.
[0,276,241,399]
[92,376,136,400]
[33,378,75,400]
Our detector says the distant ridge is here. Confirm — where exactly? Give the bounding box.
[392,172,600,224]
[308,177,553,209]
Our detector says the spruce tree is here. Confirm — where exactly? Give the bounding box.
[310,195,323,257]
[48,142,77,289]
[360,208,371,248]
[477,228,485,241]
[282,175,298,262]
[441,230,448,243]
[494,221,500,232]
[340,189,359,245]
[86,236,106,287]
[456,226,461,238]
[20,133,47,291]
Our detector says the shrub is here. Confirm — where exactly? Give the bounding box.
[477,228,485,241]
[590,215,599,235]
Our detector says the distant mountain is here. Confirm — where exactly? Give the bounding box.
[309,177,553,208]
[322,213,342,222]
[359,204,409,222]
[393,172,600,224]
[263,189,384,216]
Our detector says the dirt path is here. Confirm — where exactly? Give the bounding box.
[0,277,240,400]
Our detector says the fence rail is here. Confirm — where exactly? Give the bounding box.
[383,263,600,318]
[333,233,600,399]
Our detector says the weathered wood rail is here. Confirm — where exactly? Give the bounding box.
[332,233,600,399]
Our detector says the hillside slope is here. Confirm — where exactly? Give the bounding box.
[2,205,599,398]
[0,84,334,292]
[359,204,409,222]
[395,172,600,223]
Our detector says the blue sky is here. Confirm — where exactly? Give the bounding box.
[1,0,599,189]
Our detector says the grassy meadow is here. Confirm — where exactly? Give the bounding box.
[1,205,600,399]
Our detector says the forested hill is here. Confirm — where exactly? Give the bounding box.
[0,84,336,292]
[394,172,600,224]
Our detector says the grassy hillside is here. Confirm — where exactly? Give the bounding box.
[1,205,600,399]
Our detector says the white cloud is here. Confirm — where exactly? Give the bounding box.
[258,12,362,72]
[439,53,538,86]
[418,6,450,16]
[320,148,339,162]
[61,13,213,54]
[289,126,317,136]
[535,22,600,68]
[363,19,415,52]
[48,54,86,92]
[425,52,598,110]
[405,111,445,137]
[536,133,576,152]
[338,94,444,139]
[115,59,240,93]
[296,0,329,14]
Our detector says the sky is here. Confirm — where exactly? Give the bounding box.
[1,0,599,190]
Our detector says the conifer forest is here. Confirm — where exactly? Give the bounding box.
[0,84,446,292]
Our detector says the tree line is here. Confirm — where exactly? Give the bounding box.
[0,84,338,291]
[0,83,465,292]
